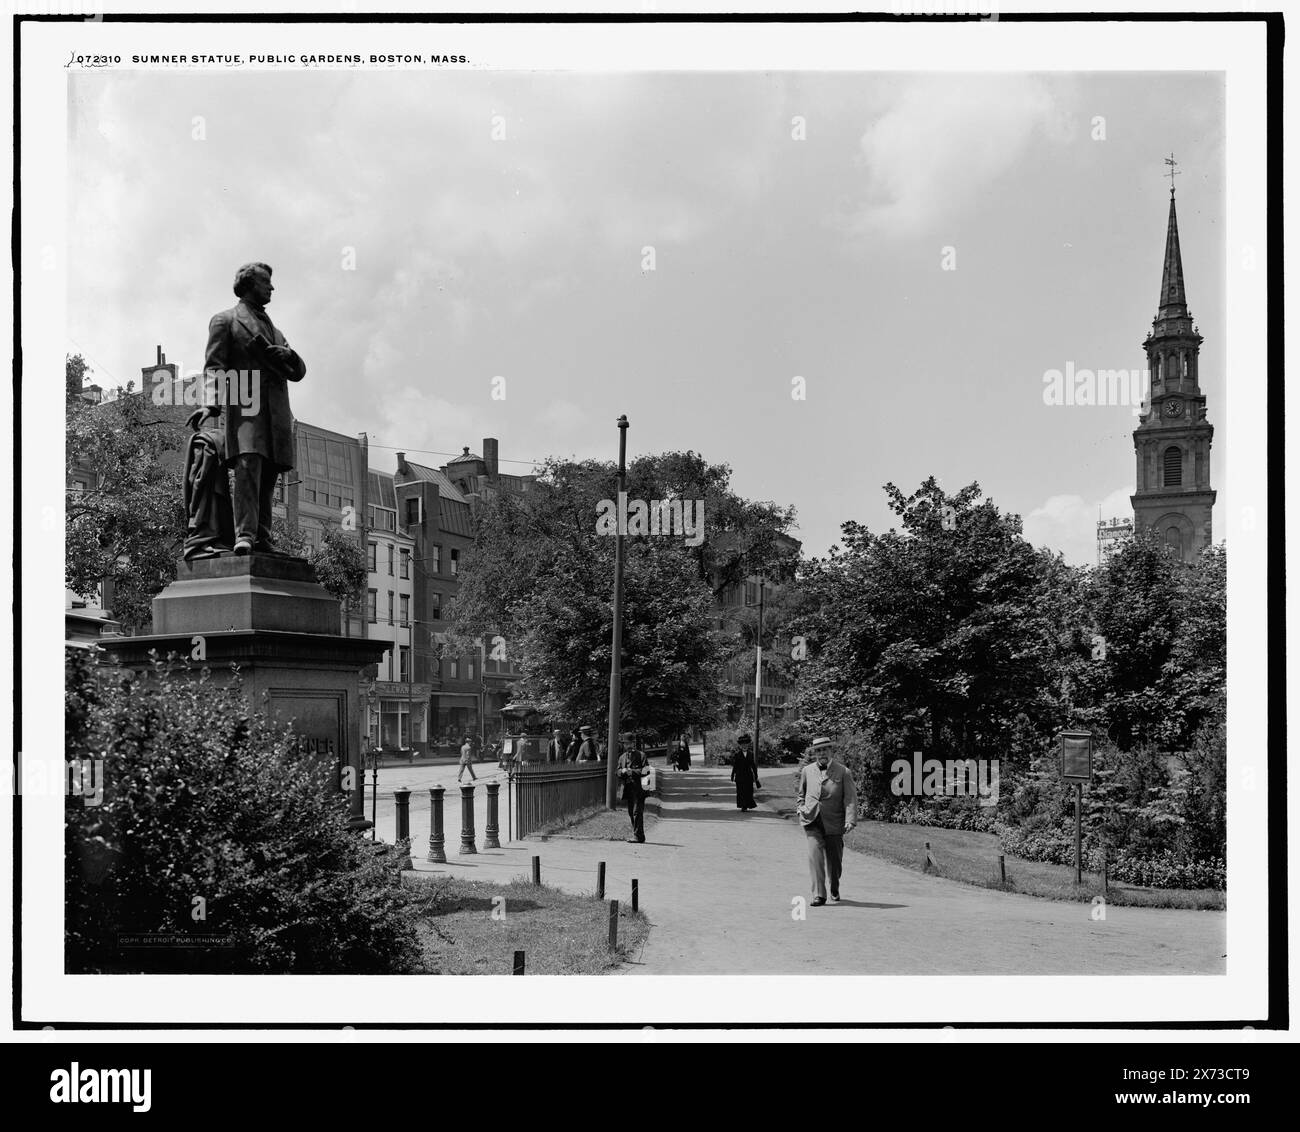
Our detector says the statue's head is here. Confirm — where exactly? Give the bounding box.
[233,262,274,304]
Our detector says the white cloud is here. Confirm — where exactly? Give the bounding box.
[851,74,1065,235]
[1024,484,1134,567]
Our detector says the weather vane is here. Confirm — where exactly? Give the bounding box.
[1164,152,1180,194]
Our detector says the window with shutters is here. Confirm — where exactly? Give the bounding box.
[1163,446,1183,487]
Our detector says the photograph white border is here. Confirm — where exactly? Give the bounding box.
[13,10,1271,1029]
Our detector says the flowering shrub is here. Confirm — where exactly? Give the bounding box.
[65,648,423,973]
[994,819,1225,889]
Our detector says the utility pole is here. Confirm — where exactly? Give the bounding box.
[753,576,765,759]
[607,414,629,808]
[479,636,487,754]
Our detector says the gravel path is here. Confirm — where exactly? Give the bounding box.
[404,764,1226,976]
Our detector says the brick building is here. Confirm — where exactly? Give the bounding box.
[393,441,536,753]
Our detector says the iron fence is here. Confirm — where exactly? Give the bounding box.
[511,761,608,839]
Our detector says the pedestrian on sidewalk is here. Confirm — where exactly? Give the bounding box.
[577,725,599,762]
[565,732,581,762]
[618,745,650,842]
[796,736,858,905]
[674,734,692,770]
[457,735,478,782]
[731,732,760,811]
[547,728,566,764]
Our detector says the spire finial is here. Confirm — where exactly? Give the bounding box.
[1164,152,1180,195]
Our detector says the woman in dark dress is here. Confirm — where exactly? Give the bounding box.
[731,733,760,811]
[675,735,692,771]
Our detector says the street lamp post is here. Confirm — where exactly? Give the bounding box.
[607,414,629,809]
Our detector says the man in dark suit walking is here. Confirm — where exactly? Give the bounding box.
[618,745,649,843]
[196,262,306,555]
[796,736,858,906]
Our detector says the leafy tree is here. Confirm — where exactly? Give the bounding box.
[66,385,188,629]
[792,477,1077,771]
[448,456,738,737]
[66,353,89,401]
[1087,531,1224,750]
[624,450,800,593]
[715,580,804,722]
[507,533,723,736]
[274,518,368,608]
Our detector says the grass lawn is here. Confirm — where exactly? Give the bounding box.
[758,768,1224,911]
[404,875,650,974]
[526,791,663,841]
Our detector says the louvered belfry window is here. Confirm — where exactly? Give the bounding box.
[1163,446,1183,487]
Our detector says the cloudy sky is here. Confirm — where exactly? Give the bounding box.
[67,68,1225,564]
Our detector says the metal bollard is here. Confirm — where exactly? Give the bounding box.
[608,899,619,952]
[484,782,502,849]
[459,784,477,855]
[513,950,525,976]
[924,841,935,871]
[999,854,1006,885]
[394,787,411,842]
[596,861,606,900]
[427,786,447,863]
[532,855,541,885]
[632,878,639,912]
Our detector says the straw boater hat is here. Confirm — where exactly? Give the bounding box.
[736,733,752,744]
[580,725,592,734]
[810,736,834,751]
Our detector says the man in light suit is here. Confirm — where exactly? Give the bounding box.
[796,736,858,906]
[195,262,306,555]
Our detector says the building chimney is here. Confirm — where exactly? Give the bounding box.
[483,437,499,482]
[396,451,409,478]
[156,345,163,366]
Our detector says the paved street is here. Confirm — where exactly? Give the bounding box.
[399,759,1227,977]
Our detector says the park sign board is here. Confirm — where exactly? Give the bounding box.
[1059,730,1093,782]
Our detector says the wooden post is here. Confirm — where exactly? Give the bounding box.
[998,854,1006,885]
[531,854,541,885]
[924,841,935,871]
[632,878,639,912]
[608,899,619,951]
[1075,782,1084,885]
[596,861,606,900]
[512,950,525,976]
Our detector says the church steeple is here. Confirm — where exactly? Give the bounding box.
[1158,189,1188,317]
[1131,157,1216,565]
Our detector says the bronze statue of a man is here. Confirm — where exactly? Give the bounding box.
[191,261,306,556]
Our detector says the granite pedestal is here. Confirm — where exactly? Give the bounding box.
[100,553,387,831]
